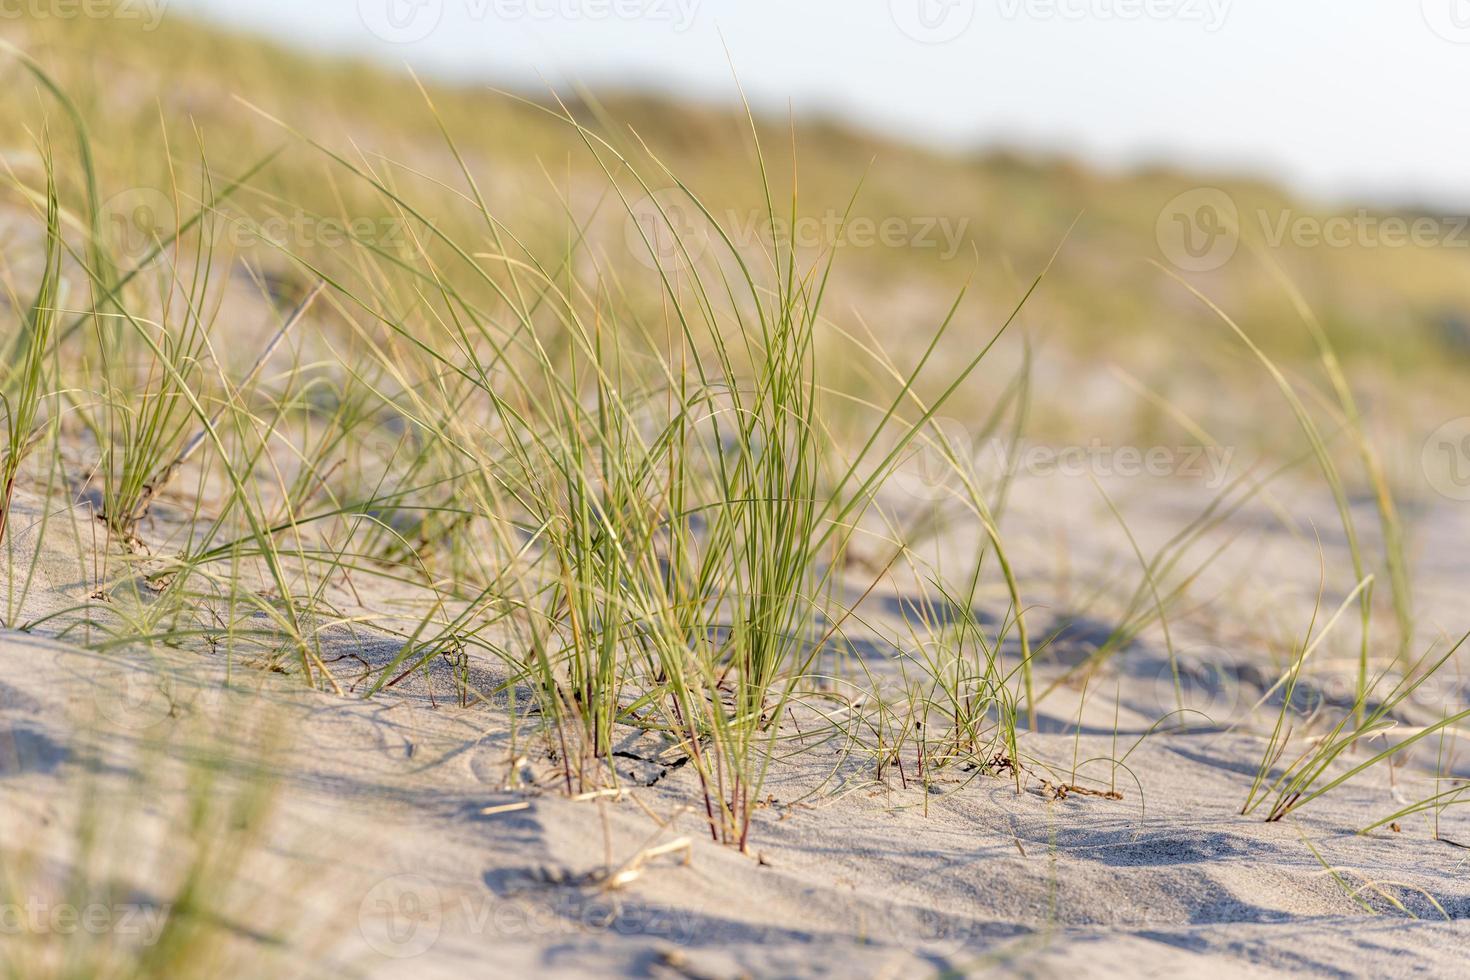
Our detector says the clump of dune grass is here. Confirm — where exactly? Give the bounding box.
[210,79,1058,846]
[1243,612,1470,823]
[0,146,61,551]
[87,164,219,545]
[1,14,1465,877]
[1154,259,1460,824]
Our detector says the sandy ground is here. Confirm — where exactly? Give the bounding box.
[3,457,1470,978]
[2,20,1467,975]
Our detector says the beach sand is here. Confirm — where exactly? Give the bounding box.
[4,469,1468,979]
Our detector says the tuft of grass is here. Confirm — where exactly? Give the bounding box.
[1243,629,1470,822]
[0,145,61,550]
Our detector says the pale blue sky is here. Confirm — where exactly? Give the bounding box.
[171,0,1470,209]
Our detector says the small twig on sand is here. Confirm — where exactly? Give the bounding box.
[601,836,693,891]
[1038,779,1125,802]
[480,801,532,817]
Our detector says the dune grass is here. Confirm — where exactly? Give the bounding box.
[5,36,1040,852]
[217,83,1059,845]
[0,145,61,551]
[0,22,1468,972]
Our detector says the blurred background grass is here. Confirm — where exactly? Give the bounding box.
[2,4,1466,473]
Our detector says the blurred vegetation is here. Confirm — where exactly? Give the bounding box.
[0,3,1464,457]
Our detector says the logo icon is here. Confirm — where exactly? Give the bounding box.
[1423,0,1470,42]
[101,187,176,265]
[891,417,975,504]
[881,896,978,957]
[1156,188,1239,272]
[890,0,976,43]
[358,874,443,958]
[89,658,175,733]
[1151,649,1241,727]
[1424,417,1470,501]
[625,189,710,273]
[359,0,445,44]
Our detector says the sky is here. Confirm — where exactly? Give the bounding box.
[170,0,1470,210]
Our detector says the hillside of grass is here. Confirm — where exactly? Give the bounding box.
[4,8,1469,389]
